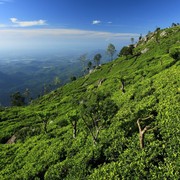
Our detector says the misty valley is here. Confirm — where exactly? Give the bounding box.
[0,50,111,106]
[0,54,82,106]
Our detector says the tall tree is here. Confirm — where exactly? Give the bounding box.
[37,112,51,134]
[171,23,177,27]
[137,115,154,149]
[79,53,88,75]
[67,110,79,138]
[139,34,142,41]
[10,92,25,106]
[119,45,134,58]
[80,92,118,145]
[87,61,92,70]
[130,37,135,44]
[43,83,51,95]
[70,76,77,81]
[107,43,116,61]
[53,76,61,87]
[94,53,102,66]
[23,88,31,104]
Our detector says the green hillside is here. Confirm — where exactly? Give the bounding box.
[0,26,180,179]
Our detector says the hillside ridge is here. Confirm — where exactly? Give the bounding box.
[0,25,180,179]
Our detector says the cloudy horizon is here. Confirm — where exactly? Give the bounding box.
[0,0,179,55]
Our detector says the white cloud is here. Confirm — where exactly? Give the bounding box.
[92,20,101,25]
[0,0,12,4]
[0,28,139,39]
[10,18,47,27]
[0,24,7,27]
[0,28,139,52]
[107,21,112,24]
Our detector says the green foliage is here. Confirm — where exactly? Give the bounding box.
[107,43,116,61]
[87,61,93,70]
[94,53,102,66]
[130,37,135,44]
[80,92,118,144]
[0,25,180,179]
[169,46,180,60]
[119,45,134,57]
[53,76,61,86]
[79,53,88,74]
[10,92,25,106]
[70,76,77,81]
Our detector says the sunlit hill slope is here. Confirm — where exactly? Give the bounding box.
[0,25,180,179]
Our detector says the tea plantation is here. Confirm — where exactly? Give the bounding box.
[0,25,180,179]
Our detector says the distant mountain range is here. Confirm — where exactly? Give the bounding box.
[0,55,82,106]
[0,49,117,106]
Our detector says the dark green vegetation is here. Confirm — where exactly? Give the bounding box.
[0,26,180,179]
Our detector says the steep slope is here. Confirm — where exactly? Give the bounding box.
[0,26,180,179]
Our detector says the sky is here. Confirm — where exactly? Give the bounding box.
[0,0,180,55]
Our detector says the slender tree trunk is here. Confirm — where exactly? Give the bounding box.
[137,119,148,149]
[43,120,48,133]
[111,55,113,61]
[160,58,163,65]
[120,79,125,93]
[72,121,77,139]
[82,117,100,145]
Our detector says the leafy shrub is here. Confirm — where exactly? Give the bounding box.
[70,76,77,81]
[44,161,70,180]
[57,119,69,127]
[169,46,180,60]
[119,45,134,57]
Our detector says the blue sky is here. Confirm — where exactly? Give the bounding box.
[0,0,180,54]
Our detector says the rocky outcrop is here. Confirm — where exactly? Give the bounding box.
[98,78,106,87]
[6,135,16,144]
[141,48,149,54]
[160,31,167,37]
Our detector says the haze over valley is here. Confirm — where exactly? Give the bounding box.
[0,49,117,106]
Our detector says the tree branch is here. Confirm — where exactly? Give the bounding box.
[137,119,151,149]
